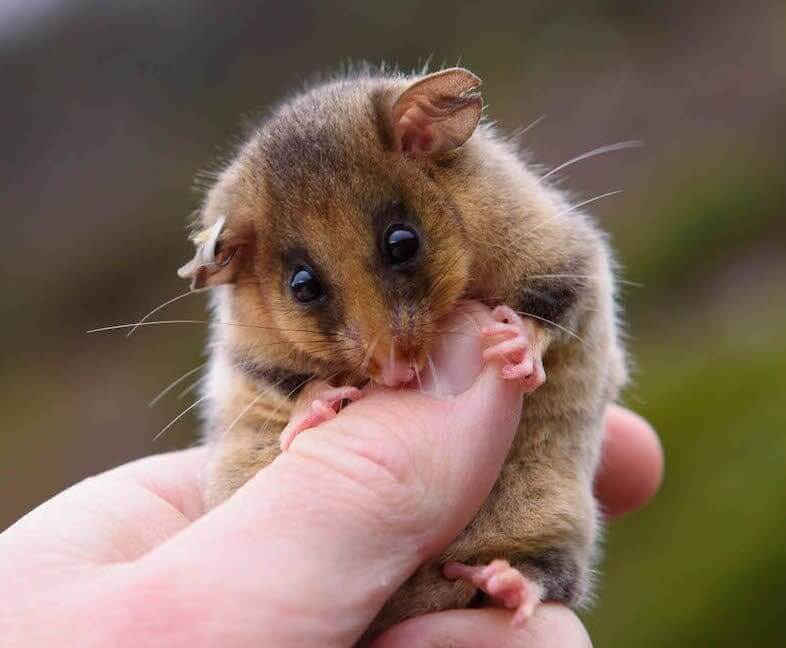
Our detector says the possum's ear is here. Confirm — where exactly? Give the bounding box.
[178,216,246,290]
[389,67,482,156]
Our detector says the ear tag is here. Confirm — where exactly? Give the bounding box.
[177,215,227,290]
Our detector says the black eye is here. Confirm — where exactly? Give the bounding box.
[385,225,419,264]
[290,266,323,303]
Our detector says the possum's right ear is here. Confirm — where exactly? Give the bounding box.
[387,68,483,156]
[178,216,247,290]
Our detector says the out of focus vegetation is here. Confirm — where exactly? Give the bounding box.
[1,1,784,645]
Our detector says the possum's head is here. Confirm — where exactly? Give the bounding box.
[179,68,483,387]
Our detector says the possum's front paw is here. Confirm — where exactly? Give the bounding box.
[279,386,363,451]
[481,305,547,393]
[444,559,544,626]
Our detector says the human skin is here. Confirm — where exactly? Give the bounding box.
[0,306,662,648]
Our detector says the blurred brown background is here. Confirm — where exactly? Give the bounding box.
[1,1,785,645]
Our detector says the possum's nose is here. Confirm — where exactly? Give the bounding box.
[367,348,416,387]
[379,355,415,387]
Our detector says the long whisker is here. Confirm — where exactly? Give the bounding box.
[127,290,201,337]
[361,336,379,374]
[219,388,274,441]
[457,310,481,334]
[540,141,642,181]
[421,329,475,341]
[527,273,644,288]
[154,396,207,441]
[177,377,204,401]
[390,339,396,374]
[506,113,546,144]
[513,190,622,246]
[87,320,324,336]
[257,373,330,439]
[413,362,424,395]
[89,320,209,333]
[421,247,466,310]
[149,362,207,408]
[427,353,443,396]
[298,342,357,356]
[510,309,584,342]
[468,191,623,261]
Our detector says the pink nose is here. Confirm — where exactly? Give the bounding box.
[380,358,415,387]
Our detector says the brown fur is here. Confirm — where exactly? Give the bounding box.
[181,66,627,641]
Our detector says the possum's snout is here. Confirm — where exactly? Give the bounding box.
[366,343,419,387]
[364,332,429,387]
[378,357,415,387]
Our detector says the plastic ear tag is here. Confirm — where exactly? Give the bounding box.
[177,216,226,289]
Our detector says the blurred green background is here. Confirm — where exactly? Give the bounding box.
[1,1,784,645]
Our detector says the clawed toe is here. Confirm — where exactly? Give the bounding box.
[481,306,546,394]
[444,559,543,626]
[279,386,363,452]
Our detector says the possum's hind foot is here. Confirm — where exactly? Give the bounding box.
[279,385,363,451]
[443,559,544,626]
[481,305,547,393]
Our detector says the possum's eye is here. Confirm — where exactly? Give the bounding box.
[384,225,420,265]
[290,266,323,303]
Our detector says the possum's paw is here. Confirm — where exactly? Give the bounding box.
[444,559,544,626]
[279,386,363,452]
[481,305,546,393]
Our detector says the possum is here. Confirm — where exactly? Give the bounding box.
[177,66,627,643]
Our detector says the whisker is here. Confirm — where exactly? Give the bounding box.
[257,372,331,439]
[513,191,623,246]
[506,113,546,144]
[343,347,369,393]
[87,320,325,336]
[416,247,468,323]
[154,395,207,441]
[413,361,424,395]
[527,273,644,288]
[510,309,584,342]
[299,343,357,356]
[457,310,481,334]
[89,320,209,333]
[361,336,379,374]
[540,141,642,181]
[422,330,475,341]
[177,377,204,401]
[427,353,443,396]
[390,339,395,374]
[127,290,201,337]
[475,191,624,260]
[149,362,207,408]
[219,388,274,441]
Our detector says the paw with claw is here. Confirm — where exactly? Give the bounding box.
[481,305,547,394]
[279,386,363,452]
[444,559,544,626]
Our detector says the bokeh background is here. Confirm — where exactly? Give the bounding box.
[2,1,785,645]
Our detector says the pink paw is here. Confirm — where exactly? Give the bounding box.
[481,305,546,394]
[444,559,544,626]
[279,386,363,452]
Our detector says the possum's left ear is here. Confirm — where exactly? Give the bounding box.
[178,216,245,290]
[388,67,482,156]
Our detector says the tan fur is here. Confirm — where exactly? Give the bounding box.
[182,66,627,642]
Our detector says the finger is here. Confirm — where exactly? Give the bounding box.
[596,404,663,517]
[128,302,524,648]
[2,447,208,566]
[107,446,208,520]
[417,300,487,396]
[371,604,591,648]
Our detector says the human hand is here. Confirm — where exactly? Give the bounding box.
[0,303,662,648]
[372,404,661,648]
